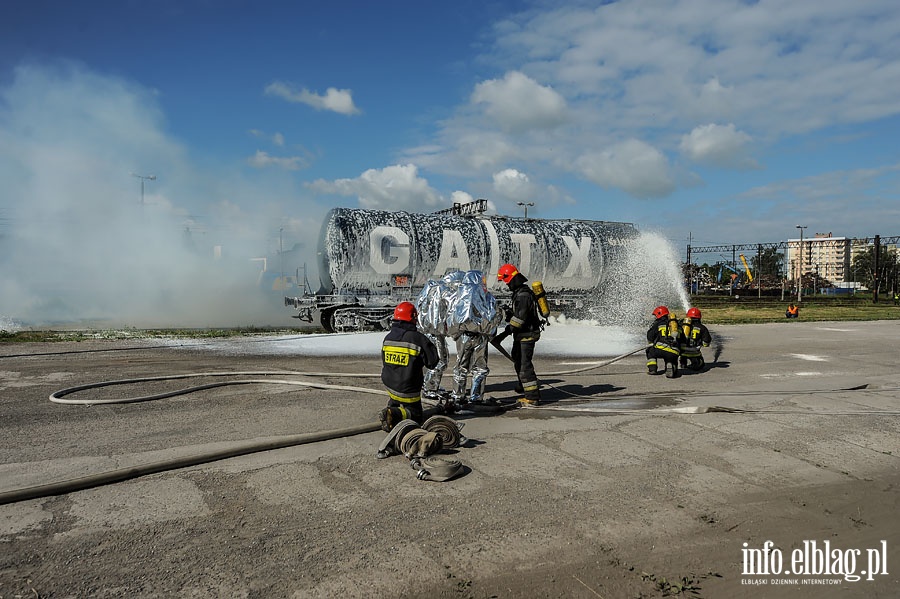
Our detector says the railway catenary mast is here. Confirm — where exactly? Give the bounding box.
[285,205,638,332]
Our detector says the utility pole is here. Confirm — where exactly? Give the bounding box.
[873,234,881,303]
[731,245,736,296]
[687,233,692,296]
[131,173,156,205]
[757,244,762,299]
[280,226,285,300]
[796,225,807,302]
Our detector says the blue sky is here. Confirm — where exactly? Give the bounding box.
[2,0,900,324]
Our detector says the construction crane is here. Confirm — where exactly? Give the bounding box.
[739,254,754,282]
[717,264,740,290]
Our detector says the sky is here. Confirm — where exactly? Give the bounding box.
[2,0,900,326]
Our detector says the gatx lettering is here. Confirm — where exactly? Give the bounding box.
[368,226,594,280]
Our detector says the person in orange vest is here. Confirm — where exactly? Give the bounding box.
[785,303,799,318]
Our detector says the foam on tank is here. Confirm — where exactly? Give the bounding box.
[316,208,638,295]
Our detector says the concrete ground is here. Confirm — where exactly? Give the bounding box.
[1,320,899,598]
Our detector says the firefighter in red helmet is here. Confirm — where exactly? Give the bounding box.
[497,263,543,405]
[679,307,712,371]
[379,302,439,431]
[646,305,683,378]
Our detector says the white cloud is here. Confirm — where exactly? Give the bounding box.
[413,1,900,200]
[306,164,442,211]
[679,123,759,169]
[471,71,568,133]
[575,139,675,199]
[249,129,286,146]
[492,168,536,200]
[264,81,361,115]
[247,150,309,171]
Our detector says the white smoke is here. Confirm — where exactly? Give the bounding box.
[0,63,322,328]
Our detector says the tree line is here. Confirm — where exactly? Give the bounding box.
[684,246,899,295]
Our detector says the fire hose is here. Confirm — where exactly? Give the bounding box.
[1,346,651,505]
[4,347,895,504]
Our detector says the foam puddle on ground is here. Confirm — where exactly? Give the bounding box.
[520,395,684,416]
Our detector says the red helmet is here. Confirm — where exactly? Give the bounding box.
[497,263,519,284]
[686,307,701,319]
[393,302,417,322]
[652,306,669,319]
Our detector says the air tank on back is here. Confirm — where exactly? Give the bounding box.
[317,207,637,295]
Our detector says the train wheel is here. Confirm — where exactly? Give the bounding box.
[320,308,337,333]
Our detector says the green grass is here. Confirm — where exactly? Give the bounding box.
[692,300,900,325]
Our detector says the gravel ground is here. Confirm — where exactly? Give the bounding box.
[1,320,899,598]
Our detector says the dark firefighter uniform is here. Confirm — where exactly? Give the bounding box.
[679,317,712,371]
[646,308,683,378]
[381,315,439,431]
[499,266,543,405]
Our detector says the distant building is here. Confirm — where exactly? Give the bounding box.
[785,232,850,284]
[786,233,897,286]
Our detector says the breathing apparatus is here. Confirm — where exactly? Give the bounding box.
[531,281,551,318]
[667,312,680,342]
[681,316,693,340]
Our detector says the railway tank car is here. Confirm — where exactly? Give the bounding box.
[285,204,638,332]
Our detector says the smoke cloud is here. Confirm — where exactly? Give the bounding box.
[0,62,322,330]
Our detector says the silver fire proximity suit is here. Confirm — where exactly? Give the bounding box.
[416,274,454,400]
[452,332,490,404]
[422,333,449,398]
[446,270,502,406]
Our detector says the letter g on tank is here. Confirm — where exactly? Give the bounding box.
[370,226,410,274]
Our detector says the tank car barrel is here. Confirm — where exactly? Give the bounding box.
[318,208,636,294]
[289,207,638,331]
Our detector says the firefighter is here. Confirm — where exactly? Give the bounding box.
[497,263,543,405]
[450,271,502,408]
[646,305,683,378]
[416,277,452,403]
[421,332,449,401]
[679,307,712,372]
[379,302,440,432]
[452,332,493,407]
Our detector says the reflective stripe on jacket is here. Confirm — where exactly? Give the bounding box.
[680,319,711,352]
[508,274,542,340]
[381,320,439,401]
[647,316,681,355]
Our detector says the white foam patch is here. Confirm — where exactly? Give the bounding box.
[787,353,828,362]
[0,316,22,332]
[162,320,646,358]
